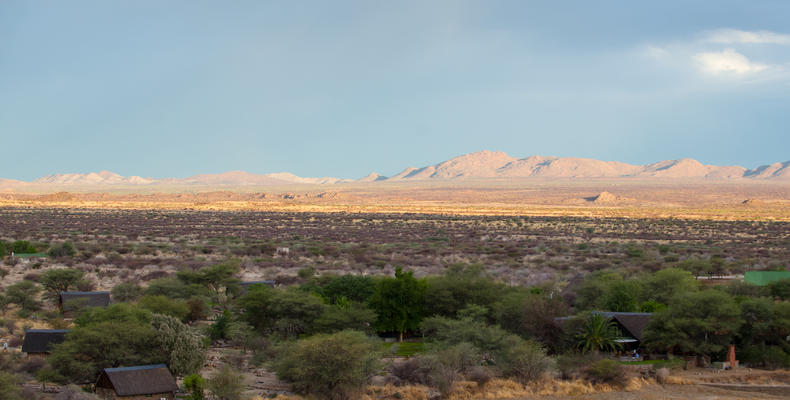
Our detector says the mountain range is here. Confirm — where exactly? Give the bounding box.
[3,151,790,187]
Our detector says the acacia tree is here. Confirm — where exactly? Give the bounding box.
[643,290,742,357]
[40,268,84,306]
[369,267,427,342]
[6,281,41,315]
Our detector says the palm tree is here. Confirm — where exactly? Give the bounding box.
[576,313,623,353]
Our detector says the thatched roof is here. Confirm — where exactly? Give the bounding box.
[596,312,652,341]
[97,364,177,396]
[21,329,69,353]
[60,291,111,310]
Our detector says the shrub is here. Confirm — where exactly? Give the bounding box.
[0,371,22,400]
[556,352,603,380]
[586,359,626,385]
[183,374,206,400]
[495,339,552,384]
[48,242,76,258]
[273,330,383,400]
[388,358,432,386]
[207,366,244,400]
[138,296,189,321]
[111,283,143,303]
[17,357,46,374]
[465,366,493,389]
[55,385,99,400]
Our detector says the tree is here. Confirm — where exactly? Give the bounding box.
[369,267,427,341]
[6,281,41,315]
[312,303,377,334]
[318,275,376,304]
[421,315,513,358]
[236,287,325,338]
[737,298,790,368]
[602,281,642,312]
[576,314,623,353]
[145,278,211,300]
[40,268,84,305]
[235,285,273,332]
[207,365,244,400]
[48,242,76,258]
[768,279,790,300]
[51,305,164,383]
[37,367,62,391]
[494,290,567,347]
[50,320,162,383]
[150,314,206,377]
[643,290,742,357]
[574,271,623,310]
[177,260,240,302]
[139,295,190,321]
[642,268,698,304]
[273,330,382,400]
[10,240,37,254]
[424,264,506,319]
[267,289,325,337]
[111,282,143,302]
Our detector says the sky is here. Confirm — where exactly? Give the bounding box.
[1,1,789,180]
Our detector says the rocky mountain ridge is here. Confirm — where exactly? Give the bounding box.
[6,151,790,186]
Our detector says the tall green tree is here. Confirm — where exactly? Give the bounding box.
[369,267,427,341]
[643,290,742,356]
[6,281,41,315]
[424,263,506,319]
[40,268,84,305]
[642,268,699,304]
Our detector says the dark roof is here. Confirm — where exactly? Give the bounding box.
[60,291,111,310]
[595,312,653,341]
[239,280,275,293]
[554,312,653,342]
[97,364,177,396]
[21,329,69,353]
[240,280,275,287]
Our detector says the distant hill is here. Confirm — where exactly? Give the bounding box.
[3,151,789,187]
[388,151,787,181]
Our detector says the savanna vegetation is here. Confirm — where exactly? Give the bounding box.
[1,208,790,399]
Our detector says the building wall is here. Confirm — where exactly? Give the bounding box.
[95,388,175,400]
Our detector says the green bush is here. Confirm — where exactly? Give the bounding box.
[111,283,144,302]
[273,330,383,400]
[495,339,552,384]
[586,359,626,385]
[48,242,76,258]
[183,373,206,400]
[207,365,244,400]
[138,295,190,321]
[0,371,21,400]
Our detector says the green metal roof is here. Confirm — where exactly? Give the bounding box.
[744,271,790,286]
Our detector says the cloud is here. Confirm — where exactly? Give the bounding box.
[643,45,670,60]
[693,48,768,75]
[704,29,790,45]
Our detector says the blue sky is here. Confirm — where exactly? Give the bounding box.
[1,1,789,180]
